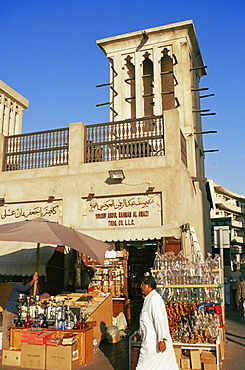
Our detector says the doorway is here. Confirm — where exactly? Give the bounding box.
[126,240,159,324]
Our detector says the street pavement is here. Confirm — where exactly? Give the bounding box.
[220,304,245,370]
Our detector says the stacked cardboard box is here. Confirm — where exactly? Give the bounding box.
[19,330,80,370]
[21,343,46,369]
[46,342,79,370]
[201,351,217,370]
[173,347,217,370]
[2,348,21,366]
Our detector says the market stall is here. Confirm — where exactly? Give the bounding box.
[130,251,225,370]
[5,291,112,367]
[153,252,225,369]
[85,249,128,318]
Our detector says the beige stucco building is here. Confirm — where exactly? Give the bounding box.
[0,80,29,136]
[209,179,245,267]
[0,20,213,291]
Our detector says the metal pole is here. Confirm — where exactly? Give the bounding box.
[33,243,40,297]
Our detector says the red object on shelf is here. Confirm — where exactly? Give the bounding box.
[35,331,53,345]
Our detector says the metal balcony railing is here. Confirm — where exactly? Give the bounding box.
[3,128,69,171]
[85,115,164,162]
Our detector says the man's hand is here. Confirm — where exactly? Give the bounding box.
[158,341,166,352]
[30,272,38,286]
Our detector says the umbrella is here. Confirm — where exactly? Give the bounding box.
[0,217,109,266]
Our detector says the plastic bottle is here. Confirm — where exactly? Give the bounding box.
[93,337,98,353]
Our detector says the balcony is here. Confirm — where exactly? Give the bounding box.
[85,115,164,162]
[2,116,164,171]
[232,219,245,228]
[215,195,245,215]
[3,128,69,171]
[231,235,244,244]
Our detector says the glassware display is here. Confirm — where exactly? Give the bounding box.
[151,251,223,344]
[152,251,221,286]
[166,300,221,344]
[24,297,32,328]
[32,296,41,328]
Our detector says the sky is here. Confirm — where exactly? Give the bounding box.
[1,0,245,195]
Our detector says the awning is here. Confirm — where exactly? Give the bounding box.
[0,245,56,276]
[81,226,181,242]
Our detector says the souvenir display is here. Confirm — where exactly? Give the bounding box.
[151,251,223,344]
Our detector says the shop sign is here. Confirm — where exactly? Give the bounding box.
[83,193,162,228]
[0,201,62,223]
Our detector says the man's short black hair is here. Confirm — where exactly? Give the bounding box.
[142,275,156,289]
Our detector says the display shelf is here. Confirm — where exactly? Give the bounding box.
[86,251,128,299]
[128,331,222,370]
[154,281,225,367]
[173,336,221,370]
[156,284,223,288]
[90,264,125,297]
[58,292,113,344]
[151,269,223,273]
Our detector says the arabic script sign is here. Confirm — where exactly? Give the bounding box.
[0,201,62,223]
[83,193,162,228]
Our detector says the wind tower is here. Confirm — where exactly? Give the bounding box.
[96,20,216,179]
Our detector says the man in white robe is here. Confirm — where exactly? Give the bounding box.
[135,275,178,369]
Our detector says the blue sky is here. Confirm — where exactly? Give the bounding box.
[1,0,245,195]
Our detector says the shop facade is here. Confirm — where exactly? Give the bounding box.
[0,21,212,316]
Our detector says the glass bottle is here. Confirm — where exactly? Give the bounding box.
[93,337,98,353]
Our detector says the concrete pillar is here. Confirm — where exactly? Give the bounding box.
[135,51,143,118]
[153,46,162,116]
[68,122,85,169]
[9,102,16,135]
[3,97,10,136]
[16,106,23,134]
[0,133,5,171]
[0,93,5,134]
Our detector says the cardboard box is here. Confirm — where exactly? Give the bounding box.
[180,357,190,368]
[2,348,21,366]
[21,343,46,369]
[46,342,79,370]
[200,351,216,364]
[204,364,218,370]
[174,347,182,358]
[176,357,181,369]
[190,349,201,369]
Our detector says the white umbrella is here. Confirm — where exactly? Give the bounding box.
[0,217,108,266]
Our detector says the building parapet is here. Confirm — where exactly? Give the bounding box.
[2,115,164,171]
[3,127,69,171]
